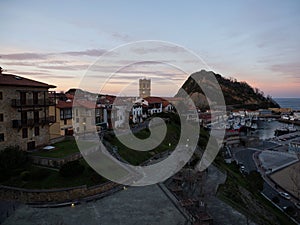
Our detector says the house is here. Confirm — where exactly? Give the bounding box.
[49,94,73,139]
[0,73,56,151]
[72,99,96,135]
[144,96,163,115]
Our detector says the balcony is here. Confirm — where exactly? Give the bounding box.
[11,99,56,108]
[12,116,56,128]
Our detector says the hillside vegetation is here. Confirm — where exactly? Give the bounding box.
[176,70,280,110]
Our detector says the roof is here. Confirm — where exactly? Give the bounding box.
[57,100,73,109]
[0,73,56,88]
[144,96,165,104]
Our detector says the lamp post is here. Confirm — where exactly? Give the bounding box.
[82,122,86,138]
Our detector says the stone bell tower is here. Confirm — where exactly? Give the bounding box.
[139,78,151,98]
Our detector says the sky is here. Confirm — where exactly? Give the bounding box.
[0,0,299,97]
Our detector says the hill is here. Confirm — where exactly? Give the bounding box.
[176,70,280,110]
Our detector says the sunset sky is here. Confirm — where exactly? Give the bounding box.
[0,0,299,97]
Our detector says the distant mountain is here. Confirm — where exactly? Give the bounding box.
[175,70,280,110]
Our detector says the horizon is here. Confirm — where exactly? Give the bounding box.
[1,1,300,98]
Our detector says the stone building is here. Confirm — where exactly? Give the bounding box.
[139,78,151,98]
[0,73,56,151]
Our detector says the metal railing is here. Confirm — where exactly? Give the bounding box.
[12,116,56,128]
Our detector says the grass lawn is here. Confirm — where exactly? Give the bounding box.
[2,159,107,189]
[215,157,297,225]
[30,139,95,158]
[110,122,180,166]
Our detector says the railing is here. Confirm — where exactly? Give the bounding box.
[11,99,56,107]
[12,116,56,128]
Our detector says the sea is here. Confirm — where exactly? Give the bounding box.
[256,98,300,140]
[274,98,300,111]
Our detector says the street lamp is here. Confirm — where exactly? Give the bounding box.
[82,122,86,138]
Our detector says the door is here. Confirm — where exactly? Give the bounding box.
[27,141,35,151]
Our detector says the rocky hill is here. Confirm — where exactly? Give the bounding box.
[176,70,280,110]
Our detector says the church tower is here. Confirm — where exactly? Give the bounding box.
[139,78,151,98]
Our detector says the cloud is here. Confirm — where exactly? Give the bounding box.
[0,53,48,60]
[269,62,300,76]
[111,32,132,42]
[61,49,108,57]
[0,49,108,61]
[131,45,186,55]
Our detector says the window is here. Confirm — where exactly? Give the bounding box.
[20,92,26,105]
[76,109,78,116]
[34,127,39,136]
[22,128,28,138]
[76,118,79,123]
[0,133,4,142]
[34,111,39,123]
[33,92,39,104]
[64,119,67,125]
[21,111,27,125]
[0,92,2,100]
[0,113,3,122]
[61,108,72,120]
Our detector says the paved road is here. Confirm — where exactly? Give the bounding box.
[234,148,258,173]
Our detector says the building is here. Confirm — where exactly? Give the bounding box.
[49,94,73,139]
[0,73,56,151]
[139,78,151,98]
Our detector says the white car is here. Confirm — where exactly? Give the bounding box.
[279,192,291,200]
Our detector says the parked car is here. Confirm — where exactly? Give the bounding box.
[295,202,300,209]
[279,192,291,200]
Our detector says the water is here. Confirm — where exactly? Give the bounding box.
[274,98,300,111]
[255,120,300,140]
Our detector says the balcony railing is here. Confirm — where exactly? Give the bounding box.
[12,116,56,128]
[11,99,56,107]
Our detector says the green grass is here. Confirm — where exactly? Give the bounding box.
[2,159,107,189]
[110,122,180,166]
[215,157,297,225]
[30,139,95,158]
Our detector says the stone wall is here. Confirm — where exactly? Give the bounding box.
[30,152,82,168]
[0,182,120,203]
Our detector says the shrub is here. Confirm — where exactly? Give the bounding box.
[59,160,84,177]
[30,168,51,180]
[0,146,29,180]
[20,171,30,181]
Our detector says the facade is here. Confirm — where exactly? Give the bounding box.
[139,78,151,98]
[0,73,56,151]
[49,96,73,139]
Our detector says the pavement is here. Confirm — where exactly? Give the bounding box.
[2,184,187,225]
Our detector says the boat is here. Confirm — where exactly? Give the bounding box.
[274,124,298,136]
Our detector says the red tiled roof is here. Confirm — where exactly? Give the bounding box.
[0,74,56,88]
[65,93,74,99]
[57,100,73,109]
[144,96,164,104]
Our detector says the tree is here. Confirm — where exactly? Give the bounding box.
[0,146,29,180]
[59,160,84,177]
[246,171,264,192]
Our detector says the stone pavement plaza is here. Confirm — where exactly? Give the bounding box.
[3,185,186,225]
